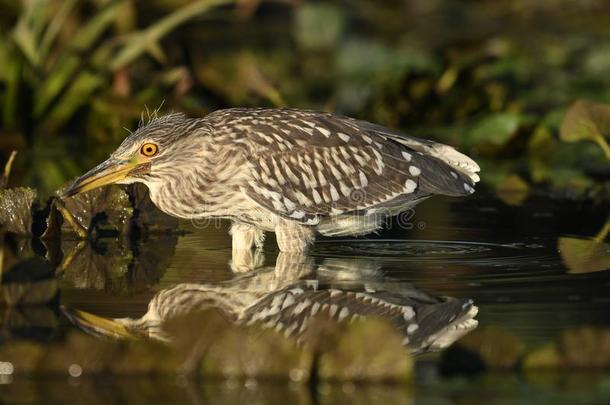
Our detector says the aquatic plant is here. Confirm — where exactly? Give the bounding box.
[0,0,235,133]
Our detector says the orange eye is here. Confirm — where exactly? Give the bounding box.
[140,143,158,157]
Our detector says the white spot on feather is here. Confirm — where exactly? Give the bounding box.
[291,210,305,219]
[317,171,328,187]
[293,299,311,315]
[402,307,415,321]
[272,200,286,212]
[329,184,340,201]
[464,183,475,194]
[260,160,271,174]
[318,127,331,137]
[353,153,368,166]
[295,191,313,207]
[401,151,412,161]
[305,217,319,225]
[338,307,350,322]
[338,132,350,142]
[312,189,322,204]
[358,171,368,187]
[283,198,296,211]
[329,304,338,317]
[329,163,342,180]
[409,166,421,176]
[339,181,351,197]
[282,294,295,309]
[404,179,417,193]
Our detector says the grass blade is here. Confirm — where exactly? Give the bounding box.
[110,0,236,70]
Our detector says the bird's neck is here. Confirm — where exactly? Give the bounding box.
[146,148,248,219]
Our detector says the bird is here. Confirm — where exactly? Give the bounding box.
[63,108,480,252]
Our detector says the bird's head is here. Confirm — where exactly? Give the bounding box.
[63,113,211,198]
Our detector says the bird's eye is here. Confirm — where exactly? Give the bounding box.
[140,143,158,157]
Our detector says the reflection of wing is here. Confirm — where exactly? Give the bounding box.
[242,280,478,354]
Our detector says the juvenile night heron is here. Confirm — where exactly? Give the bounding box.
[64,108,480,252]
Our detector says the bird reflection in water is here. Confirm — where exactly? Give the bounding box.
[64,250,478,355]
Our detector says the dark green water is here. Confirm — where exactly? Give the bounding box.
[2,191,610,404]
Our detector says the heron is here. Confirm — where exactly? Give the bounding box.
[63,108,480,252]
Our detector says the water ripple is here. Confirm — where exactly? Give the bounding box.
[313,239,559,271]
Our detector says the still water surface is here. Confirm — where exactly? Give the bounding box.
[2,191,610,403]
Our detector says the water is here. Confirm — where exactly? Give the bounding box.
[2,191,610,403]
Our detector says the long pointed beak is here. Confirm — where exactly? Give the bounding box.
[62,158,139,198]
[62,306,138,340]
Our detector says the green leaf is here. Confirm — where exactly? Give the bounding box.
[110,0,235,71]
[34,2,122,116]
[38,0,78,62]
[469,113,522,147]
[294,3,344,50]
[56,185,132,237]
[335,39,433,112]
[496,174,529,206]
[560,99,610,161]
[0,187,37,235]
[2,57,21,130]
[11,0,48,66]
[42,71,105,129]
[559,218,610,274]
[559,237,610,274]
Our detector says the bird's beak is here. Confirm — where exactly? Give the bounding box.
[62,157,148,198]
[62,307,137,340]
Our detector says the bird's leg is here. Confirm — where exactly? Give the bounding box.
[273,252,315,281]
[230,222,265,273]
[229,248,265,273]
[275,221,315,252]
[230,222,265,250]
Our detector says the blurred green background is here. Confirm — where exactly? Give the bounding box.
[1,0,610,197]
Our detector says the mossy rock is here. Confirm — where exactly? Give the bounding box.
[316,317,412,382]
[443,325,525,370]
[161,309,312,380]
[201,326,313,380]
[523,343,564,370]
[524,327,610,370]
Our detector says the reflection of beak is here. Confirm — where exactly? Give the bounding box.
[62,158,144,198]
[62,306,137,340]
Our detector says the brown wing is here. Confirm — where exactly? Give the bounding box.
[206,108,476,224]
